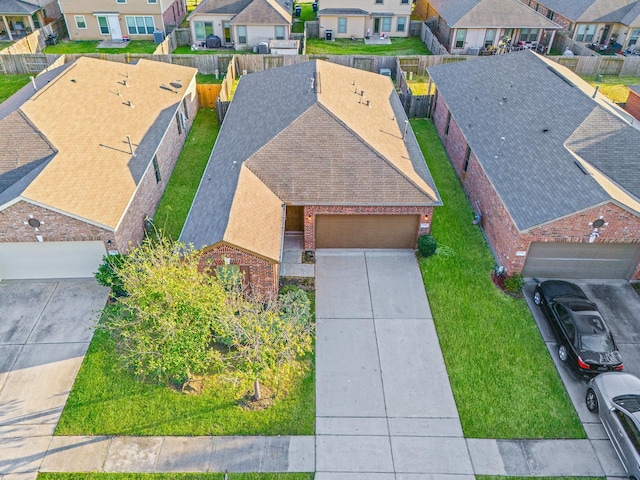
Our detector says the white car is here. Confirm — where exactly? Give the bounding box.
[587,372,640,479]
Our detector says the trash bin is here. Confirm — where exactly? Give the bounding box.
[295,5,302,16]
[325,29,333,41]
[312,2,318,11]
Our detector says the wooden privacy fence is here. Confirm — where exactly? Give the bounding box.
[153,30,177,55]
[398,93,431,117]
[197,84,222,108]
[0,19,66,56]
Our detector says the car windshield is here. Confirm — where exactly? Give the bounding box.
[580,333,614,353]
[614,395,640,413]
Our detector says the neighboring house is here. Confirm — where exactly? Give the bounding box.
[626,84,640,120]
[0,56,198,280]
[180,60,441,295]
[428,50,640,281]
[415,0,562,54]
[0,0,50,41]
[519,0,640,51]
[317,0,412,39]
[59,0,187,42]
[187,0,292,50]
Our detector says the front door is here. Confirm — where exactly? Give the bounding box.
[285,206,304,232]
[223,22,231,43]
[108,15,122,41]
[373,18,380,34]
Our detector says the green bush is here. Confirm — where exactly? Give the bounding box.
[95,254,126,296]
[279,286,311,324]
[417,234,438,258]
[503,274,525,294]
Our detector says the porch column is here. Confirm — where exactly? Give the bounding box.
[27,14,36,32]
[547,29,556,54]
[2,15,12,41]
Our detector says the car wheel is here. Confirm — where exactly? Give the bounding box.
[534,291,543,306]
[586,388,599,413]
[558,345,568,362]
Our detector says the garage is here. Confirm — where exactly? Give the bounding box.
[523,242,640,280]
[315,215,419,249]
[0,241,106,280]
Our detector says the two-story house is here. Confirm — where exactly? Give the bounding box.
[520,0,640,52]
[317,0,412,40]
[59,0,187,41]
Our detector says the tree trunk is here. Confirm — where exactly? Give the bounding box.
[253,378,261,401]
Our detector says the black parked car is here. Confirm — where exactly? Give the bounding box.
[534,280,622,376]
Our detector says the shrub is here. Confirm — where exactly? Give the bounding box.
[417,234,438,258]
[279,286,311,324]
[95,254,126,296]
[503,273,524,294]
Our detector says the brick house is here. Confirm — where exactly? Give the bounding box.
[180,60,441,296]
[517,0,640,52]
[626,85,640,120]
[415,0,562,54]
[59,0,187,42]
[428,50,640,280]
[0,56,198,280]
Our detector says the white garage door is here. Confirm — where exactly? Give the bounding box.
[0,241,106,280]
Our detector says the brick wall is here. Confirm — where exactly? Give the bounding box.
[115,84,198,252]
[302,205,434,250]
[0,201,114,247]
[199,243,279,297]
[163,0,187,27]
[432,92,640,280]
[626,90,640,122]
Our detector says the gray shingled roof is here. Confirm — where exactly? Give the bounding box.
[0,0,40,15]
[317,8,369,16]
[535,0,640,23]
[180,60,441,251]
[427,0,561,28]
[427,51,639,231]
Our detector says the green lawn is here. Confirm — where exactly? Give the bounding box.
[55,327,315,436]
[292,2,318,34]
[306,37,430,55]
[0,74,31,103]
[196,73,224,84]
[152,108,219,240]
[39,474,313,480]
[580,74,640,103]
[43,40,157,54]
[411,119,584,439]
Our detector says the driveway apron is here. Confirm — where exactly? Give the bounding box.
[314,250,474,479]
[0,279,109,479]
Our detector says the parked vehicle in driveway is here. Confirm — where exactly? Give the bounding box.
[534,280,623,376]
[586,372,640,479]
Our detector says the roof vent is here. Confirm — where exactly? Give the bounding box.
[542,128,549,133]
[170,81,182,89]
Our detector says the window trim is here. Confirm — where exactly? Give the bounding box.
[455,28,466,48]
[397,16,406,32]
[125,15,156,35]
[463,145,471,172]
[337,17,347,34]
[275,25,285,39]
[575,24,595,42]
[175,111,182,135]
[74,15,87,29]
[237,25,247,44]
[148,0,158,3]
[445,111,451,135]
[152,155,161,183]
[381,16,391,33]
[116,0,126,3]
[182,98,189,120]
[96,16,110,35]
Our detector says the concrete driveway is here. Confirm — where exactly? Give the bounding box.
[525,279,640,477]
[0,279,109,478]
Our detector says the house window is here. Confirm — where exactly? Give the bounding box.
[546,10,554,20]
[194,21,213,41]
[401,0,409,3]
[628,28,640,46]
[32,12,40,28]
[375,0,383,3]
[97,16,110,35]
[175,111,182,134]
[337,18,347,33]
[519,28,539,42]
[455,29,466,48]
[117,0,126,3]
[382,17,391,32]
[484,29,496,47]
[575,24,595,42]
[275,25,285,39]
[463,145,471,172]
[237,25,247,44]
[182,98,189,120]
[152,155,161,183]
[397,16,406,32]
[445,111,451,135]
[75,15,87,29]
[126,16,155,35]
[148,0,158,3]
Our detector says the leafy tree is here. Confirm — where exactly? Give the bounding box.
[95,253,127,297]
[101,237,230,388]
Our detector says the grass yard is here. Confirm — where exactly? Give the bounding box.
[197,73,224,84]
[173,45,239,55]
[43,40,157,54]
[152,108,219,240]
[292,2,318,34]
[55,326,315,436]
[405,74,435,95]
[411,119,584,439]
[306,37,430,55]
[0,74,30,103]
[580,74,640,103]
[39,474,313,480]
